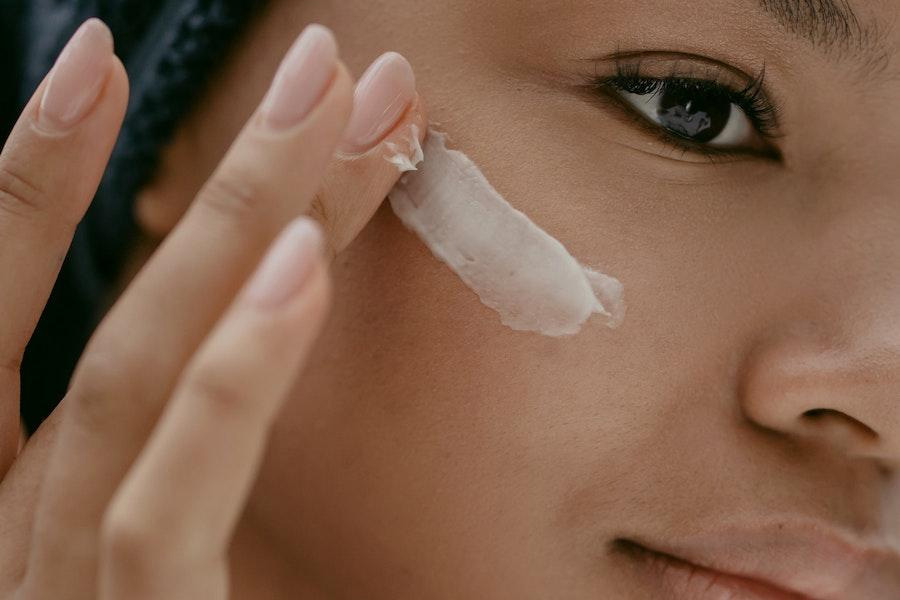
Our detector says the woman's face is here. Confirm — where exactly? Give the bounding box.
[141,0,900,597]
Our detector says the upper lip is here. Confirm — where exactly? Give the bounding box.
[625,518,900,599]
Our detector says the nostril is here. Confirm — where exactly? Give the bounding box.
[801,408,879,440]
[802,408,830,419]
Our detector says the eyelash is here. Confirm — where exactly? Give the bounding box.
[590,62,782,162]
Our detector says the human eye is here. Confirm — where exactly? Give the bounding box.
[589,55,783,162]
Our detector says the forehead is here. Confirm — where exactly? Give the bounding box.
[458,0,900,77]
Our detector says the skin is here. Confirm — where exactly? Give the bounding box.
[168,0,897,597]
[1,0,898,598]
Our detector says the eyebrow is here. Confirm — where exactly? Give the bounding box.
[758,0,877,51]
[757,0,894,76]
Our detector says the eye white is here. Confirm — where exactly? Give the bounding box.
[618,89,754,148]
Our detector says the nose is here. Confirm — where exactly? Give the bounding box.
[738,164,900,465]
[739,111,900,468]
[738,189,900,466]
[741,331,900,466]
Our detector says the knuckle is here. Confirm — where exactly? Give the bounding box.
[199,172,264,222]
[68,338,144,431]
[100,505,159,565]
[0,354,22,395]
[308,191,330,227]
[307,194,338,261]
[0,354,22,379]
[182,365,252,419]
[0,160,45,219]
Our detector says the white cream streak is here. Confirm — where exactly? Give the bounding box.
[387,128,625,337]
[384,124,425,173]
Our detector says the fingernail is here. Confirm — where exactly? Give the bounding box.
[261,24,338,130]
[246,218,324,308]
[39,18,114,132]
[339,52,416,154]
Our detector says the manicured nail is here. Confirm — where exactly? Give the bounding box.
[38,18,114,132]
[261,24,338,130]
[246,218,324,308]
[339,52,416,154]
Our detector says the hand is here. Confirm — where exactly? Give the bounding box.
[0,19,426,599]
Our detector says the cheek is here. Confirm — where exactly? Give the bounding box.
[248,38,794,592]
[247,199,642,587]
[247,175,663,595]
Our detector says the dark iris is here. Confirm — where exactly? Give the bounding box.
[657,83,731,143]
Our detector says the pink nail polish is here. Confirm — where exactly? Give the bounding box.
[245,218,324,308]
[261,24,338,130]
[339,52,416,154]
[38,19,114,132]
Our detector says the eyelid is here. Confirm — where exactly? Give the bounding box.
[616,81,773,149]
[593,89,772,164]
[579,54,784,163]
[585,50,768,96]
[582,52,783,124]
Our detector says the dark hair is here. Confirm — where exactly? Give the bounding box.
[8,0,264,432]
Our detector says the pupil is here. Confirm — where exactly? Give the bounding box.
[657,85,730,143]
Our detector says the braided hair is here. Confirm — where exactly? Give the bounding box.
[10,0,266,432]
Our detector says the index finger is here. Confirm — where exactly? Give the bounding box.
[0,19,127,467]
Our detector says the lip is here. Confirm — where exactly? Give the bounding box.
[615,519,900,600]
[618,539,810,599]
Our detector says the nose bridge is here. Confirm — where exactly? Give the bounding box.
[820,189,900,317]
[810,79,900,189]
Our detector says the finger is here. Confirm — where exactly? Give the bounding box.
[99,219,329,600]
[0,19,127,474]
[21,25,351,598]
[311,51,426,258]
[134,52,427,261]
[0,412,63,594]
[314,89,427,259]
